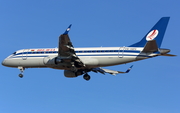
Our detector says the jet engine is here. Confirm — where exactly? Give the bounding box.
[64,70,84,78]
[43,56,64,66]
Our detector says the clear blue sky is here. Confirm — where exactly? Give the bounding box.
[0,0,179,113]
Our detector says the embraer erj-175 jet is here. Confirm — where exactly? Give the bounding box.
[2,17,176,81]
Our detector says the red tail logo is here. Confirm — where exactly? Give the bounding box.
[146,30,159,41]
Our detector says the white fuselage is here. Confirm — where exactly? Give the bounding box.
[1,17,173,80]
[2,46,156,70]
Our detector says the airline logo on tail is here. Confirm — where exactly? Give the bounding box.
[146,29,159,41]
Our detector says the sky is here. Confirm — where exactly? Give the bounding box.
[0,0,180,113]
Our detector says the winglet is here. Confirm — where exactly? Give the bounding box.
[63,24,72,35]
[125,65,133,73]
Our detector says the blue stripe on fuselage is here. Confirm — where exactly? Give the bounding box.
[14,50,141,56]
[10,54,152,59]
[9,49,155,59]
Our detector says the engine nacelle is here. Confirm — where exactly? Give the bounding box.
[55,57,62,64]
[64,70,83,78]
[43,56,63,66]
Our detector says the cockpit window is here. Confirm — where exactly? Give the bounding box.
[12,52,16,55]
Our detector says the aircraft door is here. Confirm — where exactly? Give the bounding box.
[118,46,125,58]
[22,49,29,60]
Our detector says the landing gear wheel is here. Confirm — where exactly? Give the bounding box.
[19,74,23,78]
[18,67,25,78]
[83,74,91,81]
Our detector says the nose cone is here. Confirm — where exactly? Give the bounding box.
[2,57,19,67]
[2,58,11,67]
[2,59,6,66]
[2,58,13,67]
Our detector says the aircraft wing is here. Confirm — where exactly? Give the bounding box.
[57,25,84,68]
[92,65,133,75]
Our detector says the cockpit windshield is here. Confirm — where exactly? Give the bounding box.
[12,52,16,55]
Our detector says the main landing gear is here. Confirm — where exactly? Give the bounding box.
[71,62,91,81]
[83,73,91,81]
[18,67,25,78]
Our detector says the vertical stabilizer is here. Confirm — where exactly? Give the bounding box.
[129,17,170,48]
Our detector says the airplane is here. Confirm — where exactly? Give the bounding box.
[2,17,176,81]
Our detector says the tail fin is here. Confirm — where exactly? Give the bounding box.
[129,17,170,48]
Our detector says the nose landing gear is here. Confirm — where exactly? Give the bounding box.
[18,67,25,78]
[19,73,23,78]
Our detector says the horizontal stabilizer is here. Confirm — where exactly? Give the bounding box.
[142,40,158,53]
[160,54,176,56]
